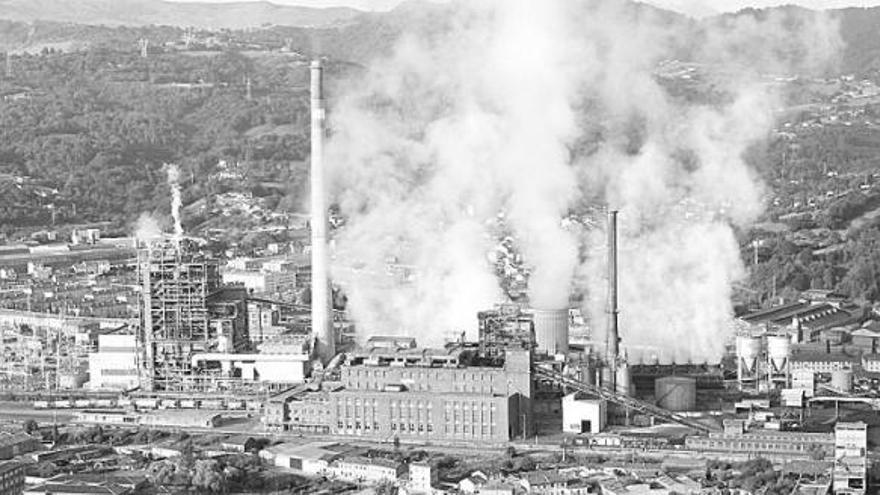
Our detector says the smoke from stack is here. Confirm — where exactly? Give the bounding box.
[325,1,842,354]
[165,163,184,247]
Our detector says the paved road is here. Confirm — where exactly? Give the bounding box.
[0,403,75,423]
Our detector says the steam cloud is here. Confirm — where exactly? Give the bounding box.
[326,1,842,356]
[165,163,184,246]
[134,213,163,246]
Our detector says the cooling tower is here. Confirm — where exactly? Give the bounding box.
[533,308,569,355]
[310,59,335,362]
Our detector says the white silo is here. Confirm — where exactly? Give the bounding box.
[767,335,791,387]
[830,369,853,393]
[736,336,762,391]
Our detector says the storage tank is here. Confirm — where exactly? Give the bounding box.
[655,376,697,412]
[830,369,853,392]
[616,361,633,397]
[766,335,791,373]
[533,308,569,355]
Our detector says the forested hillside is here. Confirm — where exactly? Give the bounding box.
[0,47,315,237]
[5,1,880,305]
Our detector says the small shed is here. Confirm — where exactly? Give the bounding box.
[220,435,257,453]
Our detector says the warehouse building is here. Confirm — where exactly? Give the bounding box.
[789,352,859,373]
[329,457,405,484]
[685,420,833,460]
[259,442,350,476]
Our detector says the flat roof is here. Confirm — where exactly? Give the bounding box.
[264,441,348,460]
[339,456,401,469]
[192,352,309,364]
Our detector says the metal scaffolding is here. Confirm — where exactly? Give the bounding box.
[139,241,220,392]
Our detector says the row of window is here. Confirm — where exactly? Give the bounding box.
[691,439,827,452]
[100,369,138,376]
[338,421,380,431]
[347,369,499,382]
[390,423,433,433]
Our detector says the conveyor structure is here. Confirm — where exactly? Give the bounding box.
[533,364,718,434]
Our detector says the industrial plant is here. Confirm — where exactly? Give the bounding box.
[0,58,875,495]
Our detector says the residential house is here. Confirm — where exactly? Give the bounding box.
[519,470,591,494]
[0,433,40,460]
[219,436,257,453]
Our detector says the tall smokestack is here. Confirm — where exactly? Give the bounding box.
[603,210,622,392]
[608,210,619,361]
[310,59,334,362]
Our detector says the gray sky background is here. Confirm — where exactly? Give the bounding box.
[167,0,880,16]
[167,0,407,10]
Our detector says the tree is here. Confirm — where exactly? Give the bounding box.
[806,443,826,461]
[192,459,226,493]
[179,439,196,470]
[34,462,58,478]
[151,460,178,486]
[23,419,38,434]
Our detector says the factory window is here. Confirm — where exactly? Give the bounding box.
[409,423,415,432]
[374,422,380,430]
[427,424,433,432]
[391,423,397,431]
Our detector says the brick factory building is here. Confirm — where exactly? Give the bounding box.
[265,346,533,445]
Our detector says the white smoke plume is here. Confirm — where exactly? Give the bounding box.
[164,163,184,246]
[326,1,842,355]
[134,213,163,247]
[577,7,842,364]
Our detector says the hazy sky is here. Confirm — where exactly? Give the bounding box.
[644,0,880,17]
[167,0,880,15]
[166,0,408,10]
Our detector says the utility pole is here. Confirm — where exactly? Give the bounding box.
[4,52,11,79]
